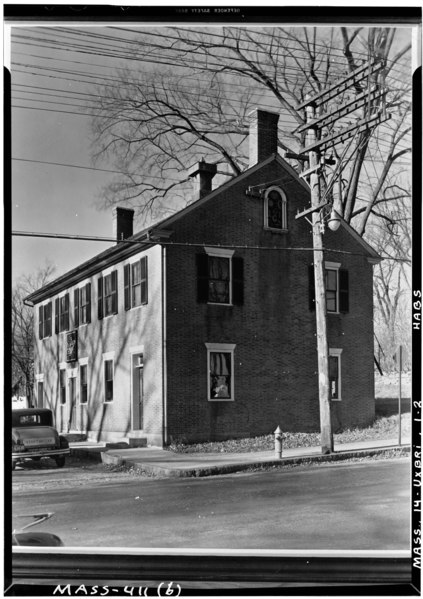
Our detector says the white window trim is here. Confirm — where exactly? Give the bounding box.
[129,345,145,355]
[103,353,115,403]
[79,357,89,366]
[204,247,235,258]
[263,185,288,232]
[205,343,236,402]
[329,348,343,401]
[35,373,44,383]
[324,261,341,314]
[126,252,149,266]
[204,247,234,306]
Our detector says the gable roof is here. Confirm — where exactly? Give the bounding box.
[25,153,381,304]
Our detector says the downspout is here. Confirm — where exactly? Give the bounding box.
[161,245,168,446]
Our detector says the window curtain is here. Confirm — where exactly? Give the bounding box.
[208,257,230,303]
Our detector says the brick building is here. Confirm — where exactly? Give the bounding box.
[26,109,381,446]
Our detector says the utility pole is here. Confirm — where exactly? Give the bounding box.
[294,58,390,455]
[306,101,333,454]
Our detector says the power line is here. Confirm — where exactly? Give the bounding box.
[11,229,407,262]
[12,27,411,87]
[11,157,196,184]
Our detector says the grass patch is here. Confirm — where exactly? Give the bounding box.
[167,413,410,454]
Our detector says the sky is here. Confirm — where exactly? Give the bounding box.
[5,13,417,288]
[8,24,121,284]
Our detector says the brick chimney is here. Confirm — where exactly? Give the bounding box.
[249,109,280,167]
[112,207,134,242]
[188,160,217,199]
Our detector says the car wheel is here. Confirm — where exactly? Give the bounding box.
[55,456,65,468]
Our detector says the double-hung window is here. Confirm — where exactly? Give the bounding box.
[38,302,52,339]
[104,358,114,403]
[329,349,343,400]
[205,343,236,401]
[197,248,243,305]
[74,283,91,327]
[79,358,89,404]
[98,271,118,319]
[55,294,70,333]
[124,257,148,310]
[308,262,349,314]
[325,268,338,313]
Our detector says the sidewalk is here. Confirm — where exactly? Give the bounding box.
[70,437,410,478]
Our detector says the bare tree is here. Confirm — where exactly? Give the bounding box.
[90,25,411,237]
[369,192,411,371]
[12,263,56,405]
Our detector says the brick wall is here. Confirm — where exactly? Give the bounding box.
[164,158,376,442]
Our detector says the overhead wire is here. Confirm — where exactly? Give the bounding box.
[9,27,412,204]
[10,229,408,262]
[11,26,411,86]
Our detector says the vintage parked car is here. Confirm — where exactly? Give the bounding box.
[12,408,70,470]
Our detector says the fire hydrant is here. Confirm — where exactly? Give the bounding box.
[274,426,283,459]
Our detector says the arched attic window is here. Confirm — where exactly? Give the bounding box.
[264,186,287,231]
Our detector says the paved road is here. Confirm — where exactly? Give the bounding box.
[12,458,410,551]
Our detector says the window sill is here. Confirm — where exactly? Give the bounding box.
[206,302,233,307]
[127,303,148,311]
[208,398,235,402]
[103,312,118,319]
[263,227,288,234]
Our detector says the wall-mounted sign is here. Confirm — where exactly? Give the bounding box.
[66,330,78,363]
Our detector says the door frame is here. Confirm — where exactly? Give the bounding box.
[130,346,145,432]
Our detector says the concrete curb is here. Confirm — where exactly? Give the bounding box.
[99,445,410,478]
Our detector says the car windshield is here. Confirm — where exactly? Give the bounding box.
[12,412,53,427]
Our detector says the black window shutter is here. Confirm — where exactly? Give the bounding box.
[339,269,349,313]
[308,265,316,311]
[196,254,209,303]
[232,256,244,305]
[98,277,104,320]
[86,282,91,323]
[45,303,52,337]
[141,257,148,305]
[74,288,80,328]
[39,306,44,339]
[55,298,59,333]
[111,270,118,314]
[64,293,70,331]
[124,264,131,310]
